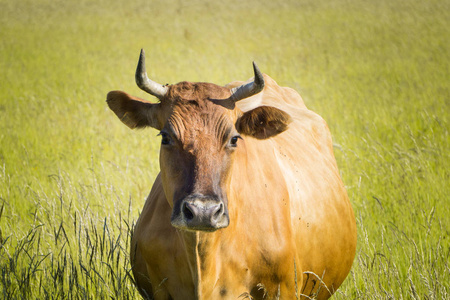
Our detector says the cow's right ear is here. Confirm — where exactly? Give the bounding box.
[106,91,162,130]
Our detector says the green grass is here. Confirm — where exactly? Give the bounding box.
[1,0,449,298]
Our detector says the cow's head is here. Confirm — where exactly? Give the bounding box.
[107,50,291,232]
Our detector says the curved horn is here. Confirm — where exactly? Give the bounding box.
[229,62,265,102]
[135,49,168,98]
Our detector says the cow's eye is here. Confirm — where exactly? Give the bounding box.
[158,132,172,145]
[229,135,241,147]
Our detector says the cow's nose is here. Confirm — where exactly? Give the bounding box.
[179,196,229,231]
[183,201,224,223]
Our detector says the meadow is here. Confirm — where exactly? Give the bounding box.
[0,0,449,298]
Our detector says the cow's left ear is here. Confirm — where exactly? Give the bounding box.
[236,106,292,139]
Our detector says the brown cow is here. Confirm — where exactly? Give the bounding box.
[107,49,356,300]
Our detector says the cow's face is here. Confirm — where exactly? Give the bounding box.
[158,84,237,231]
[107,50,291,232]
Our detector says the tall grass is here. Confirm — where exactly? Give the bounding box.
[1,0,449,298]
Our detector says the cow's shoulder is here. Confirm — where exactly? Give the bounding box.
[132,174,195,297]
[134,174,176,254]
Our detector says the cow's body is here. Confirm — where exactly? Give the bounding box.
[107,51,356,300]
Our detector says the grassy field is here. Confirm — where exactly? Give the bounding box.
[1,0,449,298]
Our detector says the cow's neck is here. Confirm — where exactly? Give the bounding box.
[177,229,224,299]
[176,231,200,292]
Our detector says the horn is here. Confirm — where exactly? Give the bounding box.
[135,49,168,98]
[229,62,265,102]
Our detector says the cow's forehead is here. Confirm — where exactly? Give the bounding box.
[158,82,236,145]
[166,98,236,145]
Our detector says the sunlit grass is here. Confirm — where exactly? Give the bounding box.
[1,0,449,298]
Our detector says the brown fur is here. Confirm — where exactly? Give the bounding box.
[164,81,232,102]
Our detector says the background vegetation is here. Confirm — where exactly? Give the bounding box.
[1,0,448,298]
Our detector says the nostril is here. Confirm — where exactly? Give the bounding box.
[213,203,224,219]
[183,202,194,220]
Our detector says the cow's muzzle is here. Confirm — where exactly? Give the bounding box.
[171,194,229,232]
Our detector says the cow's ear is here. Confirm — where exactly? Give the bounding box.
[106,91,162,130]
[236,106,292,139]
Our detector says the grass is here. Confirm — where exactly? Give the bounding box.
[0,0,449,298]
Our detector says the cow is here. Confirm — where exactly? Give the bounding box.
[106,49,356,300]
